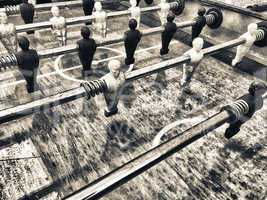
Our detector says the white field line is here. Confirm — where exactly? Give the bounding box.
[151,117,204,148]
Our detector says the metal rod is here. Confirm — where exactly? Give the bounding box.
[63,110,231,200]
[125,37,246,82]
[0,25,179,70]
[0,37,247,125]
[199,0,267,21]
[38,26,164,59]
[0,0,105,15]
[15,2,177,33]
[0,87,85,124]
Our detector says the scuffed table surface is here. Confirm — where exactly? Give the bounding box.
[0,1,266,200]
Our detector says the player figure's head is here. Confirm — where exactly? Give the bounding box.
[108,60,121,78]
[81,26,91,39]
[129,19,138,30]
[167,12,175,23]
[22,0,29,3]
[95,2,102,11]
[161,0,167,3]
[51,6,60,17]
[0,12,8,24]
[198,7,206,16]
[18,36,30,51]
[247,23,258,35]
[130,0,137,7]
[249,81,267,96]
[192,37,204,51]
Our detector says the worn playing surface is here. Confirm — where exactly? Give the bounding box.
[0,1,266,200]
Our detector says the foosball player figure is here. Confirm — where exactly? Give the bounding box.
[29,0,36,5]
[129,0,141,29]
[180,37,204,89]
[224,81,267,139]
[124,19,142,70]
[247,3,267,12]
[160,13,177,56]
[20,0,35,34]
[232,23,258,67]
[50,6,67,46]
[191,7,206,42]
[77,26,97,77]
[0,12,17,53]
[82,0,95,25]
[159,0,170,25]
[93,2,107,39]
[101,60,126,117]
[15,36,40,93]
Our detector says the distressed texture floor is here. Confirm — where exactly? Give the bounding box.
[0,1,266,200]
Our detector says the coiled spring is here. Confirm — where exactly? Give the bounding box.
[170,1,179,10]
[205,12,216,25]
[255,29,265,41]
[224,100,249,122]
[4,5,20,15]
[0,54,17,71]
[81,79,108,99]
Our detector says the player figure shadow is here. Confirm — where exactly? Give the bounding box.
[17,159,99,200]
[193,140,265,199]
[81,92,99,123]
[222,140,264,160]
[120,82,137,109]
[25,110,97,198]
[118,64,137,109]
[0,130,32,150]
[100,120,146,165]
[150,55,173,95]
[176,86,207,113]
[153,71,168,95]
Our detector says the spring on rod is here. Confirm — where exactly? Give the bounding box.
[4,5,20,15]
[170,1,179,9]
[0,54,17,71]
[223,100,249,122]
[80,79,108,99]
[256,29,265,41]
[205,13,216,25]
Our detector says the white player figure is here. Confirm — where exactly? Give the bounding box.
[29,0,36,5]
[101,59,126,117]
[50,6,67,46]
[159,0,170,26]
[180,37,204,88]
[129,0,141,29]
[0,12,17,53]
[93,2,107,38]
[232,23,258,67]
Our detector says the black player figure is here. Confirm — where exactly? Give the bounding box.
[77,26,97,77]
[15,36,40,93]
[20,0,35,34]
[247,3,267,12]
[191,7,206,43]
[160,13,177,56]
[82,0,95,25]
[124,19,142,66]
[224,81,267,139]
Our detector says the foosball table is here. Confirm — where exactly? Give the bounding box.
[0,1,266,200]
